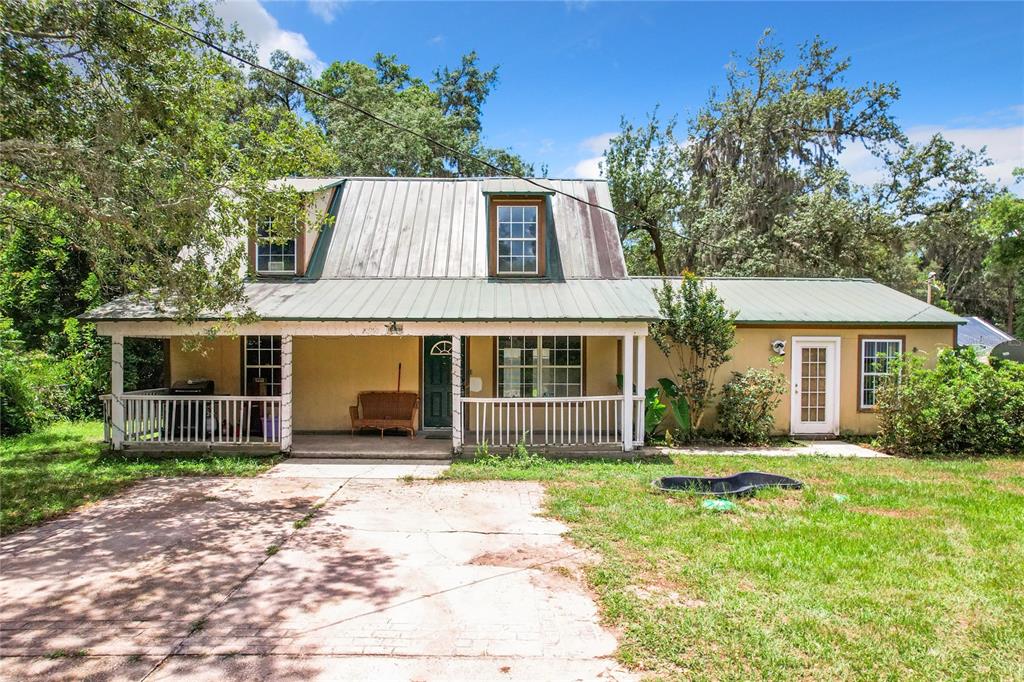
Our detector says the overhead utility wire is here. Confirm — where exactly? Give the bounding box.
[110,0,737,258]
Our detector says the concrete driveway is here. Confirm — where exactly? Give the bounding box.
[0,460,632,681]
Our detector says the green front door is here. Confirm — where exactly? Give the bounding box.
[422,337,454,428]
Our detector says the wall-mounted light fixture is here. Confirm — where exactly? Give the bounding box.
[771,339,787,356]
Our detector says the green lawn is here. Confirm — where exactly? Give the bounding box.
[0,421,280,535]
[445,455,1024,680]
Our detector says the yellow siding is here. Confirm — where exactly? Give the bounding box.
[644,325,957,435]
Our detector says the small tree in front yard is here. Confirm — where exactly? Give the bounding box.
[650,274,737,437]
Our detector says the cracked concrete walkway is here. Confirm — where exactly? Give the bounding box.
[0,467,632,681]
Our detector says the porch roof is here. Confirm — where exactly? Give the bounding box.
[81,278,661,322]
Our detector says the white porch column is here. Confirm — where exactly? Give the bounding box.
[110,334,124,450]
[636,333,646,447]
[280,334,293,452]
[451,335,463,454]
[622,332,634,452]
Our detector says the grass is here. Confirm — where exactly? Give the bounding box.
[0,421,280,536]
[445,455,1024,680]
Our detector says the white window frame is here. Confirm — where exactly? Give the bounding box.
[497,335,583,398]
[255,217,297,275]
[495,203,540,275]
[244,335,282,396]
[859,338,904,409]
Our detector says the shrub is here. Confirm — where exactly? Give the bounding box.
[875,347,1024,456]
[473,439,547,469]
[716,363,787,444]
[1,319,56,435]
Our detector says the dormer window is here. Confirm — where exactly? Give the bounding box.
[489,196,546,277]
[255,217,296,275]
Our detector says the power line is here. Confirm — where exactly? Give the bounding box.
[110,0,628,221]
[107,0,867,272]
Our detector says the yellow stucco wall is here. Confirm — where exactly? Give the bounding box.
[169,337,241,394]
[292,336,419,431]
[644,325,957,435]
[169,326,956,436]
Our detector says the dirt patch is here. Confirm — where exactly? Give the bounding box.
[469,544,596,572]
[625,584,707,609]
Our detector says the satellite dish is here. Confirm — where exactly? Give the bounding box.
[990,339,1024,368]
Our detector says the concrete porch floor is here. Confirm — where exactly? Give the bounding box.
[291,433,453,458]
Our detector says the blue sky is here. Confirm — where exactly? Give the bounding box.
[217,1,1024,187]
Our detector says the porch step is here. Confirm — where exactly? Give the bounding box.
[289,450,452,460]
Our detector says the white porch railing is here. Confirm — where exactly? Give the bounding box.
[461,395,626,448]
[633,395,645,446]
[101,391,282,446]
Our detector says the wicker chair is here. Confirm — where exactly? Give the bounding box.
[349,391,420,438]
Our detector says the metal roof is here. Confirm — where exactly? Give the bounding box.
[84,276,962,326]
[637,277,963,326]
[314,178,626,280]
[958,316,1015,349]
[266,177,345,192]
[83,278,660,322]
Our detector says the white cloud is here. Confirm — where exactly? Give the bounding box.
[427,34,445,46]
[214,0,324,74]
[907,124,1024,188]
[308,0,345,24]
[569,131,617,178]
[840,116,1024,191]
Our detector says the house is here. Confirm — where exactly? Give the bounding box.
[957,316,1015,355]
[83,177,963,454]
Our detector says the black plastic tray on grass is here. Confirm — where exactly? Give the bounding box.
[653,471,803,497]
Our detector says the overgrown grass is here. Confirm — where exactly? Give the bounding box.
[0,421,280,535]
[445,455,1024,680]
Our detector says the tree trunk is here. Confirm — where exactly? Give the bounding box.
[647,226,668,276]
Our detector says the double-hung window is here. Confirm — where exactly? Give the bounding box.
[497,336,583,397]
[244,335,282,396]
[490,197,545,276]
[859,337,903,409]
[255,217,296,275]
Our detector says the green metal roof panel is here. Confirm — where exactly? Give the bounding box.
[82,276,961,326]
[636,277,963,326]
[82,278,661,322]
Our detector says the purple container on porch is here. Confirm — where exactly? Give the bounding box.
[262,416,280,440]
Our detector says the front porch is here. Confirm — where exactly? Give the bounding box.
[98,321,649,455]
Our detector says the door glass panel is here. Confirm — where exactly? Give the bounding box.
[800,346,827,423]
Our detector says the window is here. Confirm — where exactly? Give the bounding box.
[244,335,281,396]
[859,337,903,409]
[490,197,545,276]
[497,336,582,397]
[255,217,296,274]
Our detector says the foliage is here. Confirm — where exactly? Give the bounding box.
[0,0,336,322]
[445,455,1024,679]
[605,31,1008,331]
[643,386,667,438]
[649,275,737,435]
[472,439,547,470]
[981,174,1024,336]
[875,347,1024,456]
[716,359,787,444]
[0,420,278,534]
[307,51,533,177]
[655,377,691,437]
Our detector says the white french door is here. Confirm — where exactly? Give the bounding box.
[790,337,841,435]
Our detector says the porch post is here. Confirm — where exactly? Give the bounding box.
[636,333,646,448]
[622,332,634,452]
[451,335,463,454]
[110,333,124,450]
[280,334,293,452]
